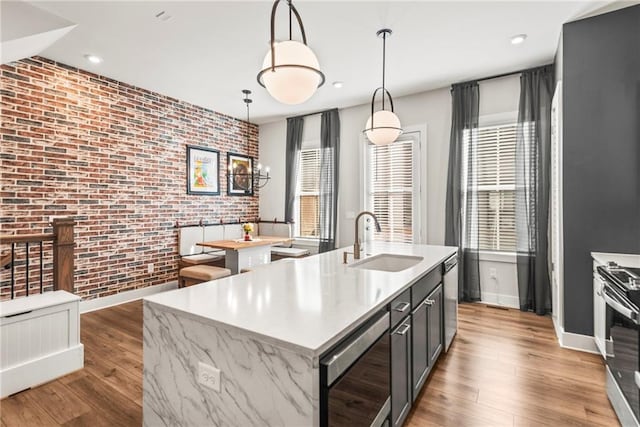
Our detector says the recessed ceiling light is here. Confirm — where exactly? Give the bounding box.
[510,34,527,45]
[332,81,344,88]
[84,54,102,64]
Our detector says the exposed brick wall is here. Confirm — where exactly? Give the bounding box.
[1,57,259,300]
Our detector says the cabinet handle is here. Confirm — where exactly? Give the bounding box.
[393,302,410,312]
[424,299,435,307]
[393,323,411,336]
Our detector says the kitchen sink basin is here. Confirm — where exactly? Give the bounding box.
[349,253,424,272]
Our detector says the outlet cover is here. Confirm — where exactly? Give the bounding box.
[147,263,154,273]
[198,362,220,392]
[489,268,497,279]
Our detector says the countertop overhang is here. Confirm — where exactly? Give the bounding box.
[145,242,457,357]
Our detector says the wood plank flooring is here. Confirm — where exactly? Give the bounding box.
[405,304,619,427]
[0,301,618,426]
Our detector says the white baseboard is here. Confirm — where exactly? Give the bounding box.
[480,292,519,309]
[555,326,599,354]
[552,314,563,341]
[80,281,178,314]
[1,344,84,398]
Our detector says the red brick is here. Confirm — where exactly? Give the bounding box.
[1,56,259,301]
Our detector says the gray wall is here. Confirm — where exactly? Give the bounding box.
[562,5,640,335]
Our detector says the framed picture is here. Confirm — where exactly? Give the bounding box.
[186,145,220,195]
[227,152,254,196]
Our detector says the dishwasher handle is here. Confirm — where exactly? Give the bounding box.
[444,254,458,273]
[321,312,389,386]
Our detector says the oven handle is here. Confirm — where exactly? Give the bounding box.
[603,288,639,324]
[595,275,605,297]
[322,312,390,386]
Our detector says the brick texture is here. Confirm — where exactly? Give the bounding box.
[1,57,259,300]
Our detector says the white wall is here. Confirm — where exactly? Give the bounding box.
[259,74,521,307]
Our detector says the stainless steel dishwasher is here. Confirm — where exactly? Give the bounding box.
[443,253,458,352]
[320,311,391,427]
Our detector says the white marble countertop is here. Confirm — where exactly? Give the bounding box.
[145,242,457,357]
[592,252,640,268]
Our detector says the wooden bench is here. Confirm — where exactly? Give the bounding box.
[178,265,232,288]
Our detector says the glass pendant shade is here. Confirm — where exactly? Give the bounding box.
[362,28,402,146]
[366,110,402,146]
[261,40,321,105]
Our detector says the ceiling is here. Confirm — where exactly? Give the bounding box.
[27,0,612,124]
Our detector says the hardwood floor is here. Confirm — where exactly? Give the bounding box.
[405,304,619,427]
[0,301,618,426]
[1,302,143,427]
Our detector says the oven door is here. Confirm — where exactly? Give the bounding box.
[604,285,640,421]
[321,312,391,427]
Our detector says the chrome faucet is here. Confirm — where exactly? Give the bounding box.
[353,211,382,260]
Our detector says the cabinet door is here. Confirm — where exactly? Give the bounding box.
[426,284,443,367]
[391,319,412,427]
[411,302,428,401]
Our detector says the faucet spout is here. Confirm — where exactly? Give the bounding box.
[353,211,381,260]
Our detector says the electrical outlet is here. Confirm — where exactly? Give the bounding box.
[147,263,154,273]
[489,268,497,279]
[198,362,220,392]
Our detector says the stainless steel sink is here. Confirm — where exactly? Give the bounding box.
[349,253,423,272]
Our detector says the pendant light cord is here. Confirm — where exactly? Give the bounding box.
[243,90,252,151]
[288,0,292,40]
[382,31,386,111]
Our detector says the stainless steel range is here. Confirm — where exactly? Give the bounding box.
[597,261,640,426]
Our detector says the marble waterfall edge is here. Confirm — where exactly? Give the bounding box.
[143,301,318,426]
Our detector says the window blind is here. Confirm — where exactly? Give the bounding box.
[368,140,414,243]
[297,149,321,238]
[465,123,517,252]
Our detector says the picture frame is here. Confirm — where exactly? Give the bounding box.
[227,152,254,196]
[186,145,220,195]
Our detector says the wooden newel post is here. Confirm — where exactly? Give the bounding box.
[52,217,76,293]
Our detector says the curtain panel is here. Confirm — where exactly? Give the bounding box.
[319,109,340,253]
[445,82,482,302]
[516,65,554,314]
[284,117,304,223]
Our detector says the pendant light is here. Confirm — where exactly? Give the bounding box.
[363,29,402,145]
[256,0,325,105]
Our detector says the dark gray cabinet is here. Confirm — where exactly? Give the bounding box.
[426,284,443,367]
[389,263,447,426]
[390,319,411,427]
[410,299,428,400]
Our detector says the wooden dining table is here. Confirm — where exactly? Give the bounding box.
[197,236,293,274]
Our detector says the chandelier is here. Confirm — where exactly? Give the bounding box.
[229,90,271,191]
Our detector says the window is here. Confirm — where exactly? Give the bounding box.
[295,148,320,238]
[463,123,517,252]
[365,135,419,244]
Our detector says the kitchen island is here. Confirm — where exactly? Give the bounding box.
[143,242,457,426]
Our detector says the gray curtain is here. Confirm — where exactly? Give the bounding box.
[445,82,481,302]
[284,117,304,223]
[516,65,554,315]
[319,109,340,253]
